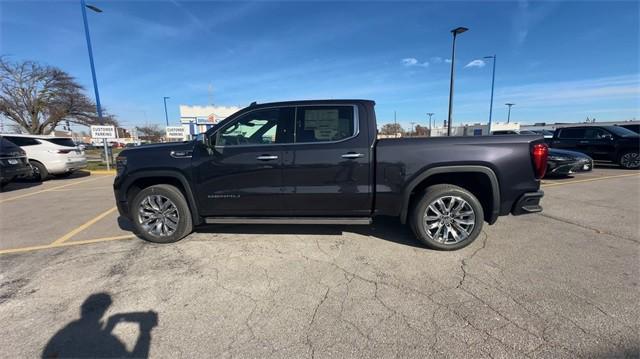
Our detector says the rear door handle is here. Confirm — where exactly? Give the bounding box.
[579,140,589,144]
[256,155,278,161]
[341,153,364,159]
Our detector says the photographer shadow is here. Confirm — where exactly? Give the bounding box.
[42,293,158,358]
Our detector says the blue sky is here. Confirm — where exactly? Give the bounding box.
[1,0,639,130]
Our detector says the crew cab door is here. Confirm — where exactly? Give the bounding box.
[551,128,586,153]
[280,105,372,216]
[192,107,294,216]
[583,128,616,160]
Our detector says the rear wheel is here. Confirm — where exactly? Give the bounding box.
[410,184,484,250]
[131,184,193,243]
[619,151,640,169]
[29,161,48,181]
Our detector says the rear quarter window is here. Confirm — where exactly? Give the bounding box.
[558,128,585,139]
[44,138,76,147]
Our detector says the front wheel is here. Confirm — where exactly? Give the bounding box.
[131,184,193,243]
[410,184,484,250]
[619,151,640,169]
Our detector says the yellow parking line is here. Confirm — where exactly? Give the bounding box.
[0,175,111,204]
[50,206,118,245]
[542,173,639,187]
[0,234,136,255]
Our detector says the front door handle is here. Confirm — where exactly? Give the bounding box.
[579,140,589,144]
[256,155,278,161]
[341,153,364,159]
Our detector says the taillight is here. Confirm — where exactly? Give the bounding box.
[531,143,548,179]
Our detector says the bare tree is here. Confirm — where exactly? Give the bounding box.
[0,58,117,134]
[135,124,164,142]
[379,123,405,136]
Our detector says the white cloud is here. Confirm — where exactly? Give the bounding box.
[401,57,429,68]
[430,57,443,64]
[444,59,452,64]
[465,59,486,68]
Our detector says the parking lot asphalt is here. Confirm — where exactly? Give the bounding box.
[0,167,638,358]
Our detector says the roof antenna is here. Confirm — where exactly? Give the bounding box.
[250,101,257,107]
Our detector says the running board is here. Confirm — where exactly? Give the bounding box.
[204,217,372,225]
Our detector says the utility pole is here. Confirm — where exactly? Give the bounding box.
[426,112,434,136]
[410,122,416,137]
[505,103,515,124]
[163,96,170,126]
[80,0,110,170]
[446,26,469,137]
[394,110,397,138]
[484,55,496,132]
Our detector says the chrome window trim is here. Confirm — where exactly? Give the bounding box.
[213,104,360,149]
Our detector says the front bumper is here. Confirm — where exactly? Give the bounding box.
[511,190,544,215]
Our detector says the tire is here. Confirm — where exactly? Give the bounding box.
[410,184,484,250]
[29,160,48,181]
[618,151,640,169]
[130,184,193,243]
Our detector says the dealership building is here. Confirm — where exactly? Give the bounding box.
[179,105,241,140]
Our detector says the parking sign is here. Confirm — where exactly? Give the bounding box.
[91,125,116,139]
[165,126,185,139]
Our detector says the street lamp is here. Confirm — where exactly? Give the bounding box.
[446,26,468,137]
[163,96,170,126]
[410,122,416,137]
[426,113,434,136]
[484,55,496,132]
[80,0,110,170]
[505,103,515,123]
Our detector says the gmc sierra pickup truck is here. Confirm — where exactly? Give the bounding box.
[114,100,547,250]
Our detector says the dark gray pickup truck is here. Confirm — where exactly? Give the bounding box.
[114,99,547,250]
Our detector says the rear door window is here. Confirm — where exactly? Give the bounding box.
[584,128,610,139]
[295,106,355,143]
[558,128,585,139]
[4,137,40,146]
[44,138,77,147]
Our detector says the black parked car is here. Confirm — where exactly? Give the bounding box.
[0,136,33,188]
[546,148,593,177]
[549,126,639,169]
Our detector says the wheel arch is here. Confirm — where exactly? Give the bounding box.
[400,165,500,225]
[122,170,202,225]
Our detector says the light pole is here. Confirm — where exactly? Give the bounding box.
[80,0,110,170]
[505,103,515,123]
[410,122,416,137]
[446,26,468,137]
[426,113,434,136]
[163,96,170,126]
[484,55,496,133]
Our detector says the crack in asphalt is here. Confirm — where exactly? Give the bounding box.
[538,213,639,244]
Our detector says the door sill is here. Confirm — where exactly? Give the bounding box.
[204,217,372,225]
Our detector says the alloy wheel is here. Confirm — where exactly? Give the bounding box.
[138,195,180,237]
[422,195,476,245]
[621,152,640,169]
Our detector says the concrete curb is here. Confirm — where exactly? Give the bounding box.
[89,170,116,175]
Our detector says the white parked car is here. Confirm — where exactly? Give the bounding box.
[1,134,87,180]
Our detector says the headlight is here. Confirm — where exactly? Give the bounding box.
[115,155,127,174]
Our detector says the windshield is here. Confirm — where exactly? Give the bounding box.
[606,126,639,137]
